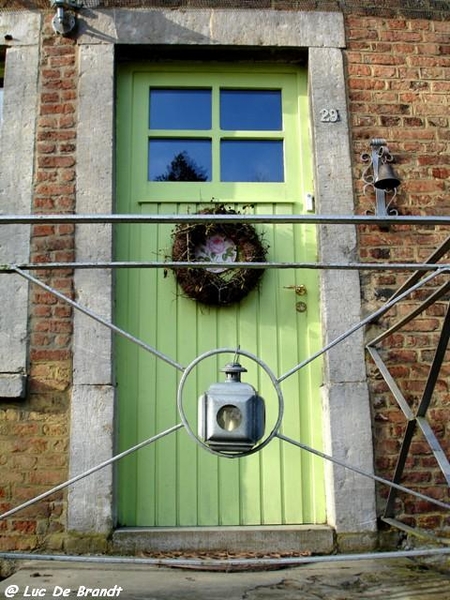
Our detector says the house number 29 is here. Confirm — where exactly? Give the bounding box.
[320,108,340,123]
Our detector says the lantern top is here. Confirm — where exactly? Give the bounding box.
[221,362,247,382]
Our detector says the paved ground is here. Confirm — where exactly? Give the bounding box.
[1,556,450,600]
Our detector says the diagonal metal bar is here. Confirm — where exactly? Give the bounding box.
[366,346,414,420]
[417,301,450,418]
[0,423,184,521]
[383,420,418,518]
[13,267,185,372]
[381,517,450,545]
[278,268,445,383]
[276,432,450,512]
[390,234,450,300]
[367,279,450,348]
[416,417,450,486]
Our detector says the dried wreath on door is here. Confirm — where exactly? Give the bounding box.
[171,206,267,305]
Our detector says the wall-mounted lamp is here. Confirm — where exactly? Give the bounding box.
[361,138,401,217]
[50,0,82,35]
[198,362,265,454]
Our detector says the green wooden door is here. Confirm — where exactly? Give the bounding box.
[115,64,326,527]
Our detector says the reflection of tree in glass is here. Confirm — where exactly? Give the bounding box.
[154,151,208,182]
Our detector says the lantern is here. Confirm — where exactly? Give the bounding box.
[198,362,265,454]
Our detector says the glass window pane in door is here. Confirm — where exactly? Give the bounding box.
[149,89,212,130]
[220,140,284,182]
[220,90,282,131]
[149,139,211,181]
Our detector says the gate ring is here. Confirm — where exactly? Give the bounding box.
[177,347,284,458]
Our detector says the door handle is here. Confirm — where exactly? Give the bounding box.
[283,284,307,296]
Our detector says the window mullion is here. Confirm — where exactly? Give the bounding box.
[219,131,283,140]
[212,85,220,184]
[147,129,211,138]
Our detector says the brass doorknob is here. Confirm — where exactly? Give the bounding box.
[283,284,307,296]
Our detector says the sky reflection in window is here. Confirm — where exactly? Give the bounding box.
[221,140,284,182]
[149,89,212,130]
[220,90,282,131]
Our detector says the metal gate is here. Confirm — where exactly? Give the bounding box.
[0,212,449,557]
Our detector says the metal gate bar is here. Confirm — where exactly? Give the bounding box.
[1,547,450,568]
[2,260,450,272]
[368,279,450,347]
[367,347,414,420]
[278,269,443,382]
[1,212,450,225]
[275,433,450,511]
[0,424,183,521]
[12,267,184,372]
[416,417,450,484]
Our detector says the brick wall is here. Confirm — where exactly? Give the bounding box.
[0,17,76,552]
[346,14,450,533]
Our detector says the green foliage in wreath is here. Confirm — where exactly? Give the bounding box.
[171,206,267,306]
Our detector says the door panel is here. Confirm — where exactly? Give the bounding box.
[115,65,325,527]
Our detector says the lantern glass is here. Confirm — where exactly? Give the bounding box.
[217,405,242,431]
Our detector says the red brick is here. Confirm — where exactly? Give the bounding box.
[50,55,75,68]
[28,470,65,486]
[36,171,58,183]
[32,291,58,305]
[38,130,76,141]
[59,115,76,129]
[43,45,76,57]
[381,30,423,43]
[54,306,72,318]
[0,537,25,551]
[53,250,75,262]
[38,156,75,169]
[12,520,37,534]
[32,224,55,237]
[38,142,57,154]
[29,350,71,361]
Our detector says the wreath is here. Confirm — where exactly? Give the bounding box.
[171,206,267,306]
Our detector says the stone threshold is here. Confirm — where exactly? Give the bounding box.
[112,525,334,555]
